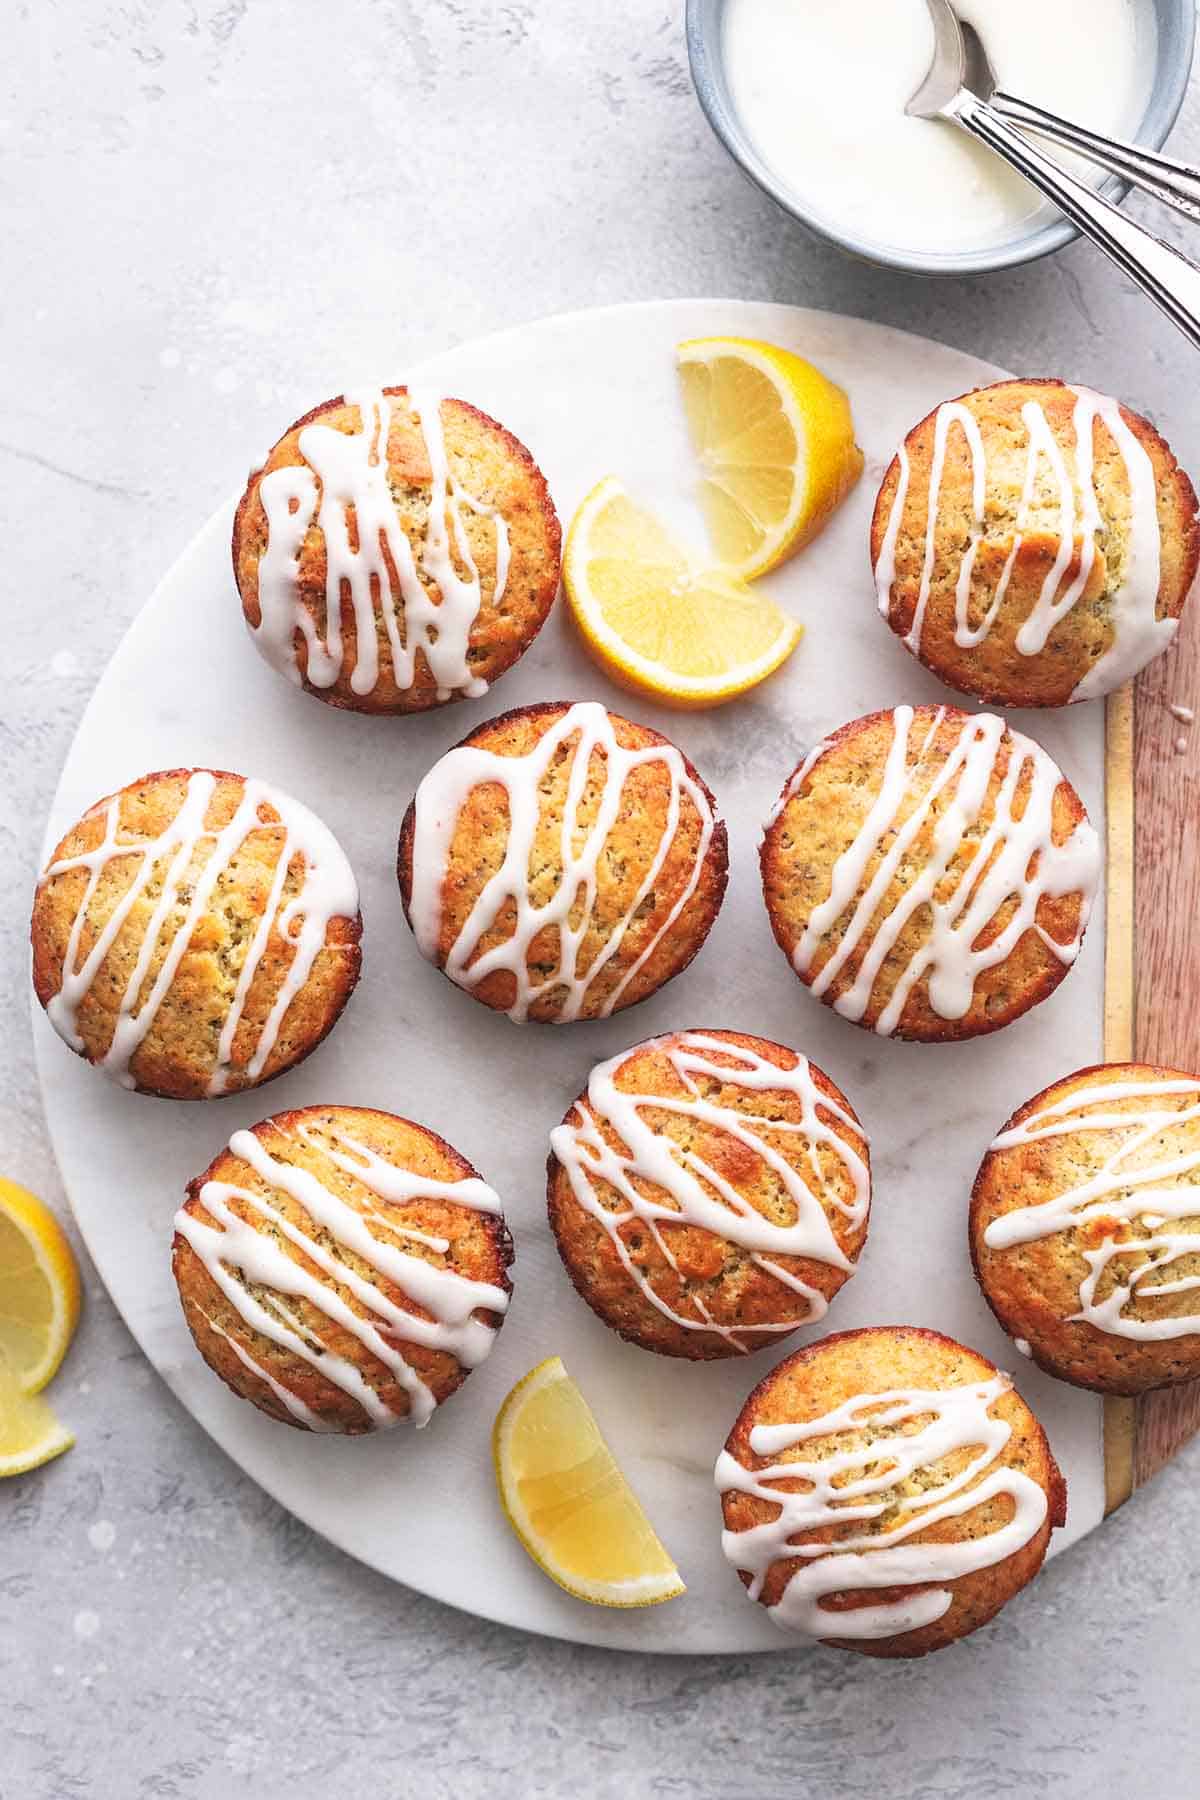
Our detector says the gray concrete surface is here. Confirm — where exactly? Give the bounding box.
[3,4,1199,1795]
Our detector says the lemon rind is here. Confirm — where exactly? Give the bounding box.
[563,477,803,706]
[675,334,861,581]
[0,1180,81,1395]
[493,1355,686,1610]
[0,1420,75,1478]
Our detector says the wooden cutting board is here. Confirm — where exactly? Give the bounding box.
[1103,595,1200,1509]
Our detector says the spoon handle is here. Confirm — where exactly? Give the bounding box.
[991,90,1200,226]
[951,89,1200,353]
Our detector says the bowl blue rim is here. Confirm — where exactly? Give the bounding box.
[685,0,1197,276]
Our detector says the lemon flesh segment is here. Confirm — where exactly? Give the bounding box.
[0,1177,81,1394]
[0,1356,74,1476]
[677,335,864,580]
[563,479,803,709]
[493,1356,685,1607]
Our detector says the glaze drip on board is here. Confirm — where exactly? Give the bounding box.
[408,701,718,1022]
[779,706,1100,1036]
[985,1077,1200,1341]
[716,1375,1048,1641]
[252,387,510,702]
[549,1033,870,1348]
[175,1119,509,1429]
[874,386,1173,699]
[40,773,359,1094]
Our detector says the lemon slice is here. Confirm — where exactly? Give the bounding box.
[0,1358,74,1477]
[0,1175,82,1394]
[677,335,864,579]
[562,477,802,708]
[493,1355,685,1607]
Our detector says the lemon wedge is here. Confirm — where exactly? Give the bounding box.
[677,335,863,579]
[0,1357,74,1477]
[493,1355,684,1608]
[0,1175,81,1394]
[562,476,802,708]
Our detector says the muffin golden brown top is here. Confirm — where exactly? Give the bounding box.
[234,387,561,714]
[547,1029,870,1359]
[971,1062,1200,1395]
[872,378,1199,707]
[398,700,729,1024]
[717,1326,1066,1658]
[760,704,1099,1042]
[31,769,361,1100]
[173,1105,512,1433]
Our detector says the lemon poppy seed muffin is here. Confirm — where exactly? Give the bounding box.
[173,1106,513,1432]
[397,700,729,1023]
[971,1063,1200,1394]
[760,705,1100,1042]
[547,1030,870,1359]
[872,378,1199,707]
[31,769,361,1100]
[717,1326,1066,1658]
[234,386,561,714]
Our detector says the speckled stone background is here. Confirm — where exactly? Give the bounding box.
[4,4,1200,1795]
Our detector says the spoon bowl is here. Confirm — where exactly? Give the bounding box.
[907,1,1001,116]
[905,0,969,118]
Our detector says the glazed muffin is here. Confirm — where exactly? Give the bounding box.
[717,1326,1066,1658]
[173,1106,512,1432]
[971,1063,1200,1394]
[398,700,729,1023]
[760,704,1100,1042]
[234,386,561,714]
[31,769,361,1100]
[547,1030,870,1358]
[872,378,1199,707]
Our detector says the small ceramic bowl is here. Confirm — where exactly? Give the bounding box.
[686,0,1196,276]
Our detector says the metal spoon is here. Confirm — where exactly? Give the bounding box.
[958,14,1200,228]
[911,0,1200,350]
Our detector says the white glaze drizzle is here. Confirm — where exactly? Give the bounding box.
[909,402,989,657]
[408,700,718,1023]
[874,442,909,621]
[549,1033,869,1348]
[198,1309,335,1432]
[715,1374,1048,1642]
[175,1120,509,1429]
[40,773,358,1094]
[873,385,1175,699]
[1169,703,1194,724]
[984,1077,1200,1341]
[761,739,830,838]
[252,386,508,702]
[783,705,1099,1036]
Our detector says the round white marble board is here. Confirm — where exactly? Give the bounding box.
[33,300,1109,1653]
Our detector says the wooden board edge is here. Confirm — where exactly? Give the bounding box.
[1103,660,1200,1507]
[1102,684,1136,1068]
[1102,685,1137,1515]
[1101,687,1137,1519]
[1128,617,1200,1492]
